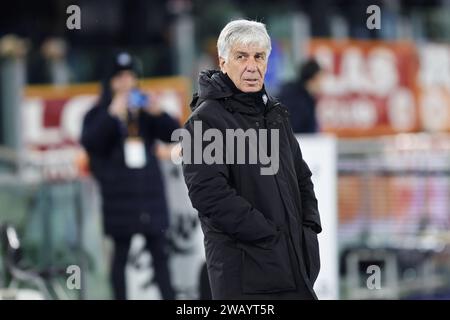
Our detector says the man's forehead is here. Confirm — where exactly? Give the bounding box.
[230,43,266,54]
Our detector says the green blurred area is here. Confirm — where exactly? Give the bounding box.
[0,173,111,299]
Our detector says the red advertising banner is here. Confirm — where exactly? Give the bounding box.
[309,40,420,137]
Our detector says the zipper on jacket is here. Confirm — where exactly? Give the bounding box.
[264,101,280,117]
[262,102,280,157]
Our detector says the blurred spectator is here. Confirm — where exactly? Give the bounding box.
[278,58,323,134]
[80,51,179,300]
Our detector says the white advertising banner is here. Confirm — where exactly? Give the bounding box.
[127,161,205,300]
[297,134,339,300]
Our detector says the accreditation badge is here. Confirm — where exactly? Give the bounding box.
[124,137,147,168]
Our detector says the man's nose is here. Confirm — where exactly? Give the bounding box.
[245,58,257,72]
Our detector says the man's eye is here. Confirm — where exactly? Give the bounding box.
[237,55,243,59]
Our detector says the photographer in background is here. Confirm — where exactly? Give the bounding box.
[81,52,179,300]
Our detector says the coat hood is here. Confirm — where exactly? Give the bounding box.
[190,70,279,115]
[190,70,232,112]
[198,69,234,101]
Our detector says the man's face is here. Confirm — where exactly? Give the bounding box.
[111,70,138,94]
[307,71,324,97]
[219,43,268,93]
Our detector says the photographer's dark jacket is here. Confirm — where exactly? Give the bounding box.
[182,70,322,299]
[81,101,180,237]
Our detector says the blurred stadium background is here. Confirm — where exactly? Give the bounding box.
[0,0,449,300]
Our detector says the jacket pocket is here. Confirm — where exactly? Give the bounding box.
[238,231,296,294]
[302,226,320,285]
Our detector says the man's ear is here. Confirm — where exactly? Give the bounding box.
[219,57,227,73]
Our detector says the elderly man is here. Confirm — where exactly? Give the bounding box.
[182,20,321,299]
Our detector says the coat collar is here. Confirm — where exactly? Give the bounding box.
[192,69,283,116]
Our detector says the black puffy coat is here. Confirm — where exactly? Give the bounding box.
[182,71,322,299]
[81,100,180,237]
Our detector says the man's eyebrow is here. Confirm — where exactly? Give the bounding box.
[234,51,266,56]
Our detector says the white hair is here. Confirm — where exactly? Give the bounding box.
[217,19,272,62]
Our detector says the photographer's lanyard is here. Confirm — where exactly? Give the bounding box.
[123,109,147,169]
